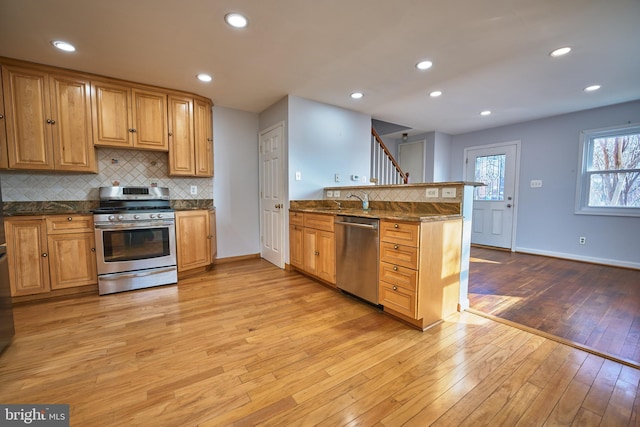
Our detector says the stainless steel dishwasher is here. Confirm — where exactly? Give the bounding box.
[335,215,380,305]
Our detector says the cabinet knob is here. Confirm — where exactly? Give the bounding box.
[393,265,398,271]
[394,224,399,228]
[394,244,399,250]
[315,251,319,256]
[0,113,4,119]
[129,128,137,133]
[91,248,96,252]
[46,119,52,124]
[207,235,212,239]
[393,285,398,291]
[207,138,213,142]
[67,217,73,221]
[50,119,56,124]
[42,253,48,257]
[168,132,173,136]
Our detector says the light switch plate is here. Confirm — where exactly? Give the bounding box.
[425,188,439,198]
[295,171,301,181]
[326,190,333,197]
[530,180,543,188]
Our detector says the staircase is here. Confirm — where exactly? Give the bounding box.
[370,127,409,185]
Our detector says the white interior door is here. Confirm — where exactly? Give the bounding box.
[465,142,519,249]
[259,123,285,268]
[399,140,424,183]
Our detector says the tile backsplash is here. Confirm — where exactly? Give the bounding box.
[0,148,213,201]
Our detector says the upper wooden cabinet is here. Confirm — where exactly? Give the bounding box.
[1,63,97,172]
[168,95,213,177]
[91,80,168,151]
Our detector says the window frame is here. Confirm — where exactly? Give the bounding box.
[575,123,640,217]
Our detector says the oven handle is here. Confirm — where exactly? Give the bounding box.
[99,267,176,281]
[95,221,175,230]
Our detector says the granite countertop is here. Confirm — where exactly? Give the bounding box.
[289,205,461,222]
[3,199,215,216]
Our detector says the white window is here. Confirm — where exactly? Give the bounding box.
[576,123,640,217]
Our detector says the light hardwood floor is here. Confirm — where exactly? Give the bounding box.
[1,259,639,426]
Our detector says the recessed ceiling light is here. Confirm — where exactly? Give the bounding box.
[584,84,601,92]
[480,110,492,116]
[225,12,248,28]
[429,90,442,97]
[51,40,76,52]
[550,46,571,57]
[350,92,363,99]
[416,60,433,70]
[197,73,212,82]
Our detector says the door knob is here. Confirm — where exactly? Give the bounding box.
[507,204,512,208]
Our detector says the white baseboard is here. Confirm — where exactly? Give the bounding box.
[514,247,640,270]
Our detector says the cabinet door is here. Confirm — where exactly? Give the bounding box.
[47,232,97,289]
[194,98,213,176]
[91,80,133,148]
[0,68,7,169]
[175,210,211,272]
[133,88,168,151]
[168,95,194,176]
[49,74,97,172]
[5,218,50,296]
[302,228,318,275]
[209,210,217,262]
[289,225,304,269]
[2,65,54,170]
[316,230,336,284]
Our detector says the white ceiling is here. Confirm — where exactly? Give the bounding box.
[1,0,639,136]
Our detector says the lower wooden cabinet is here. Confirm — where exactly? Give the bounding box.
[289,211,335,285]
[5,214,97,297]
[175,209,216,273]
[379,218,462,329]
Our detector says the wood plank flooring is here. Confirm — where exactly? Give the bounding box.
[1,258,639,426]
[468,247,640,367]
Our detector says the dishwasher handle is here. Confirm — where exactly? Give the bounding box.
[335,221,378,230]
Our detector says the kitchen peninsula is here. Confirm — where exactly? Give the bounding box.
[289,181,478,330]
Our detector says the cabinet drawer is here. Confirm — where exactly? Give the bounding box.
[379,262,418,292]
[304,213,334,232]
[380,221,419,246]
[46,215,94,233]
[379,282,416,318]
[380,242,419,269]
[289,211,304,226]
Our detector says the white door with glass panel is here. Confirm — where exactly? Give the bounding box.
[259,123,285,268]
[465,143,518,249]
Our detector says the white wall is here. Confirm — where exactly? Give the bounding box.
[449,100,640,268]
[288,96,371,200]
[213,106,261,258]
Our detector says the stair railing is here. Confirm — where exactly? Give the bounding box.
[370,127,409,185]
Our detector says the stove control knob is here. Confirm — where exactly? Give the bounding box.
[117,215,124,221]
[157,214,164,218]
[108,215,115,221]
[133,214,140,220]
[150,214,156,219]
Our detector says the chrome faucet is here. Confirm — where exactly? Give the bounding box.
[333,200,342,210]
[347,191,369,209]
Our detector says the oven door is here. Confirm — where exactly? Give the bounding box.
[94,220,177,275]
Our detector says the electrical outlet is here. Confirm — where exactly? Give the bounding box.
[326,190,333,198]
[190,185,198,195]
[579,237,586,245]
[425,188,439,198]
[530,180,543,188]
[333,190,340,197]
[442,188,456,198]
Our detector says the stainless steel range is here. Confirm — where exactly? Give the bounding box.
[94,186,177,295]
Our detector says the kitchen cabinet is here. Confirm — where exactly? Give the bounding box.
[5,214,97,297]
[175,210,216,273]
[91,80,168,151]
[378,218,462,329]
[5,217,50,296]
[168,96,213,177]
[1,63,97,172]
[289,212,335,285]
[0,67,7,169]
[46,215,97,290]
